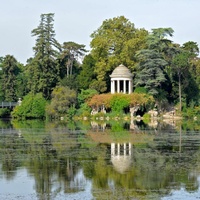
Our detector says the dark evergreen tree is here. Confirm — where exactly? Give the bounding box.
[77,54,96,90]
[1,55,19,101]
[135,49,168,97]
[26,13,61,99]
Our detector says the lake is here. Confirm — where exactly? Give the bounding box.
[0,119,200,200]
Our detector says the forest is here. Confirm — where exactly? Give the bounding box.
[1,13,200,119]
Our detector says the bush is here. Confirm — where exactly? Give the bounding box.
[11,93,47,119]
[110,94,129,113]
[46,86,77,119]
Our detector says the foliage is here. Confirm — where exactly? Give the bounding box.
[87,93,154,113]
[171,51,190,111]
[78,89,98,106]
[77,54,96,90]
[1,55,20,101]
[0,108,10,117]
[87,93,112,109]
[46,86,77,119]
[58,41,87,78]
[90,16,148,91]
[135,49,168,96]
[11,93,47,119]
[89,79,107,93]
[128,93,155,108]
[110,94,130,113]
[76,103,91,117]
[182,100,200,119]
[134,87,147,94]
[26,13,61,99]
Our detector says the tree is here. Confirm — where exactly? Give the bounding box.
[90,16,148,92]
[1,55,19,101]
[172,51,190,112]
[59,41,87,78]
[134,49,168,97]
[46,86,77,118]
[26,13,61,99]
[182,41,199,58]
[77,54,96,90]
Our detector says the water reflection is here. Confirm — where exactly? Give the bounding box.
[111,143,132,174]
[0,119,200,199]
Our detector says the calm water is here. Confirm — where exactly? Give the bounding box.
[1,119,200,200]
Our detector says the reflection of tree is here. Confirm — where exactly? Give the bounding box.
[83,125,200,199]
[0,133,27,180]
[1,120,200,199]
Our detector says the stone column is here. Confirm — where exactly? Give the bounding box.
[128,80,132,94]
[123,80,126,93]
[111,80,114,94]
[117,80,120,93]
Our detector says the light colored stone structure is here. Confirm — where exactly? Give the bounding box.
[110,64,133,94]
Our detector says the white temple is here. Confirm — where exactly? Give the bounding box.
[110,64,133,94]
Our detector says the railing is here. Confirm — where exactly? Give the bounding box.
[0,102,18,108]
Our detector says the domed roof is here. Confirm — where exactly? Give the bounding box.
[110,64,133,78]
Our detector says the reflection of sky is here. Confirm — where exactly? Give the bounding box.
[63,169,93,200]
[0,166,93,200]
[162,177,200,200]
[0,166,37,199]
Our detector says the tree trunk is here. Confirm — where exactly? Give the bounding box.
[178,72,181,112]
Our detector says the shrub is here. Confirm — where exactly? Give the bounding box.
[11,93,47,119]
[46,86,77,119]
[110,94,130,113]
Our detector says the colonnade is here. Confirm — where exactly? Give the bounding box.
[110,78,133,94]
[111,143,132,156]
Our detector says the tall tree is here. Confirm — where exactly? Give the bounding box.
[135,49,168,97]
[172,51,190,112]
[59,42,87,78]
[182,41,199,58]
[90,16,148,92]
[26,13,61,99]
[134,28,173,102]
[1,55,19,101]
[77,54,96,90]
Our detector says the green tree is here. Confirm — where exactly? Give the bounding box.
[77,54,96,90]
[11,93,47,119]
[46,86,77,118]
[26,13,61,99]
[58,41,87,78]
[134,49,168,97]
[57,42,87,91]
[172,51,190,112]
[90,16,148,92]
[1,55,19,101]
[182,41,199,58]
[16,63,28,99]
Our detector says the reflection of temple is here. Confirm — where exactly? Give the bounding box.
[111,143,133,174]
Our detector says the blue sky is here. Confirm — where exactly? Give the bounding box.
[0,0,200,64]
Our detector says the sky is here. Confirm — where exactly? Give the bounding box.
[0,0,200,64]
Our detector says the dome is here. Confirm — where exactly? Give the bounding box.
[110,64,133,78]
